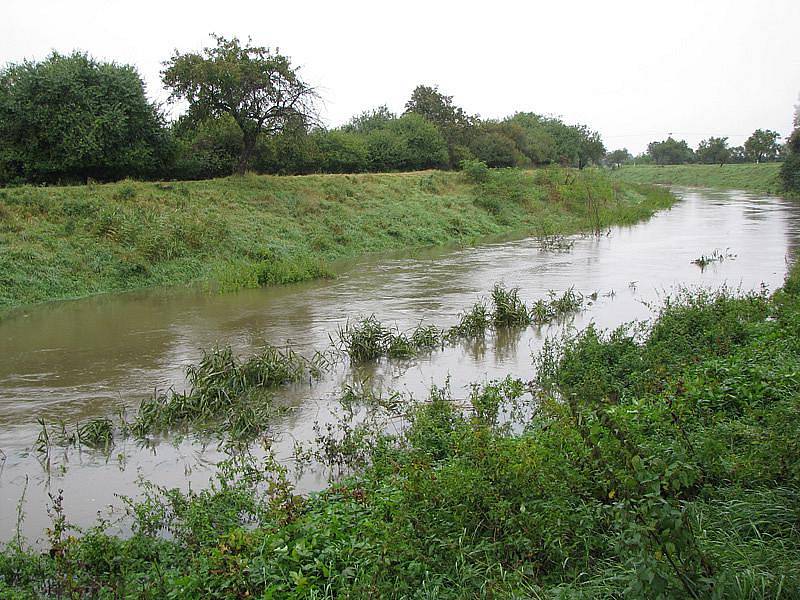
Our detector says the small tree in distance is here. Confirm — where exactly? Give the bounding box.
[744,129,781,163]
[695,137,730,165]
[605,148,632,168]
[162,35,318,175]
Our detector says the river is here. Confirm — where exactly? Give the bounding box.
[1,186,799,542]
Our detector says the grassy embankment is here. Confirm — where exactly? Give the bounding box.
[2,267,799,597]
[0,168,673,310]
[611,163,785,194]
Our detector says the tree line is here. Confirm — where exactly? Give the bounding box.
[607,129,786,167]
[0,36,606,186]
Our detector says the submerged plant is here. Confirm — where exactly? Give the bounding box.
[448,301,491,338]
[490,283,531,327]
[692,248,737,269]
[77,418,114,450]
[530,287,584,324]
[334,317,444,362]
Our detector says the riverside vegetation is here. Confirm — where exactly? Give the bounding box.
[0,167,674,310]
[610,163,785,195]
[2,264,800,597]
[31,283,586,450]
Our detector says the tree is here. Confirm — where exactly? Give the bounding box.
[606,148,632,168]
[404,85,474,167]
[0,51,171,184]
[780,99,800,193]
[342,105,396,134]
[744,129,782,163]
[695,137,730,165]
[470,129,519,167]
[162,35,318,175]
[647,137,694,165]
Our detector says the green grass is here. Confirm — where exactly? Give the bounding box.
[4,268,800,598]
[610,163,785,194]
[0,168,674,310]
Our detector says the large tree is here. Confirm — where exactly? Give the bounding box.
[695,136,730,165]
[0,51,170,184]
[162,35,318,175]
[404,85,474,167]
[744,129,782,163]
[647,137,694,165]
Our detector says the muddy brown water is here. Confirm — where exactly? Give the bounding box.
[1,187,799,542]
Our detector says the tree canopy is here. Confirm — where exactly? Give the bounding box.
[162,35,318,174]
[744,129,782,163]
[695,137,731,165]
[647,137,695,165]
[0,52,170,184]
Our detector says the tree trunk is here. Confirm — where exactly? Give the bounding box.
[236,130,258,175]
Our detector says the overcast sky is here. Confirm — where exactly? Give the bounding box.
[2,0,798,154]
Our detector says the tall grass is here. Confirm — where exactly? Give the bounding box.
[0,169,674,310]
[611,163,784,194]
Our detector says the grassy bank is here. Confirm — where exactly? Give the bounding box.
[610,163,785,194]
[2,268,799,597]
[0,168,673,310]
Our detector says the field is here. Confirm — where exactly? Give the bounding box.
[610,163,785,194]
[0,168,673,310]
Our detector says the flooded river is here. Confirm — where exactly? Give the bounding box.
[2,186,799,542]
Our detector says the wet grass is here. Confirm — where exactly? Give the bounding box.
[132,344,322,437]
[334,317,445,362]
[610,163,785,194]
[5,268,800,597]
[0,168,675,310]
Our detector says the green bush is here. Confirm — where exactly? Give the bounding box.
[459,158,490,183]
[0,52,172,184]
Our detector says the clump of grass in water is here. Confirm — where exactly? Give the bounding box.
[77,418,114,450]
[692,248,736,269]
[448,302,491,338]
[132,343,322,436]
[334,317,444,362]
[529,287,584,324]
[490,283,531,327]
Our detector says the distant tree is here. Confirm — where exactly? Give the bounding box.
[342,105,396,134]
[470,129,519,167]
[171,114,242,179]
[314,130,369,173]
[695,137,731,165]
[162,35,318,175]
[728,145,747,164]
[647,137,694,165]
[606,148,632,168]
[391,113,449,170]
[0,51,171,184]
[780,99,800,193]
[404,85,474,167]
[572,124,606,169]
[744,129,781,163]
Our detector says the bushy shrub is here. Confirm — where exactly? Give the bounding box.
[459,158,490,183]
[0,52,172,184]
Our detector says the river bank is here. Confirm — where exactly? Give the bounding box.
[2,232,798,598]
[610,163,785,194]
[0,168,673,310]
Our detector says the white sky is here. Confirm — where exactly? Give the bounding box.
[2,0,799,154]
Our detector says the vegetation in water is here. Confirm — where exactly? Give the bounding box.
[691,248,737,269]
[3,268,800,597]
